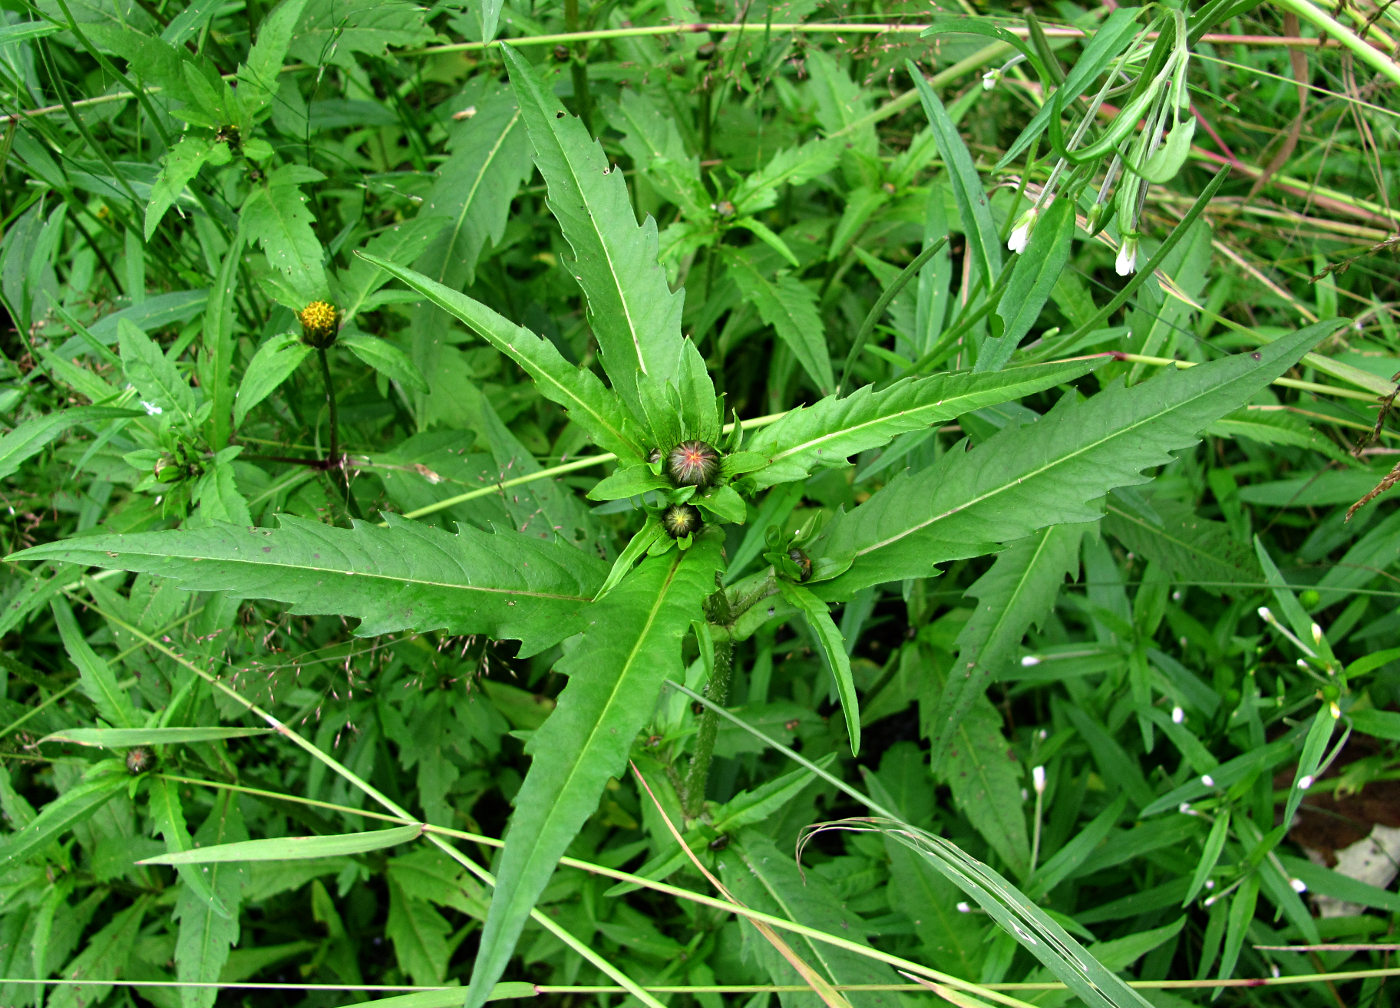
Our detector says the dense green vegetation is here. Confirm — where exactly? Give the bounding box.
[2,1,1399,1006]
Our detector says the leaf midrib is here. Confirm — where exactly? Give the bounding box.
[854,376,1230,559]
[56,548,594,603]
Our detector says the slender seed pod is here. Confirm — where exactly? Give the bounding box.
[661,504,702,539]
[665,441,721,488]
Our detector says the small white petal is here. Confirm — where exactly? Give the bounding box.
[1032,765,1046,795]
[1007,223,1031,254]
[1178,802,1193,815]
[1171,706,1184,724]
[1114,239,1137,275]
[1258,606,1273,622]
[1311,622,1324,644]
[141,401,163,416]
[956,901,972,913]
[1201,774,1215,787]
[1290,878,1307,893]
[1298,774,1314,790]
[1021,654,1041,667]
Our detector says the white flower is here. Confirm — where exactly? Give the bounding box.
[1201,774,1215,787]
[1171,706,1184,724]
[982,67,1002,91]
[1032,765,1046,795]
[1020,654,1040,667]
[956,901,972,913]
[1298,775,1313,790]
[1007,207,1038,254]
[1115,235,1138,276]
[141,401,163,416]
[1290,878,1307,893]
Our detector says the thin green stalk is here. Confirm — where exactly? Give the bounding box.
[316,346,340,468]
[837,236,948,391]
[1272,0,1400,87]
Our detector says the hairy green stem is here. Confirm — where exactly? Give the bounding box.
[681,621,733,818]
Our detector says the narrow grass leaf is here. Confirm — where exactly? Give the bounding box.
[361,252,644,460]
[465,539,723,1008]
[854,820,1155,1008]
[0,406,142,482]
[1183,809,1230,907]
[989,196,1074,370]
[908,61,1001,290]
[745,358,1102,491]
[12,514,607,656]
[814,322,1337,597]
[40,726,273,747]
[141,824,423,864]
[779,581,859,755]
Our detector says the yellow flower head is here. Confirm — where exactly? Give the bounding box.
[298,300,340,348]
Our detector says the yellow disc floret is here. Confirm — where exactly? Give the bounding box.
[298,300,340,348]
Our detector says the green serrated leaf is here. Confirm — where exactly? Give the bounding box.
[360,253,644,460]
[234,332,311,427]
[288,0,435,71]
[175,793,245,1008]
[745,357,1102,491]
[501,45,705,434]
[928,524,1082,775]
[465,539,723,1008]
[387,877,452,985]
[721,831,889,1008]
[238,0,310,112]
[118,318,197,421]
[51,598,139,730]
[730,139,842,217]
[814,322,1339,597]
[149,777,232,921]
[145,134,217,240]
[339,332,428,393]
[244,166,328,304]
[0,761,128,869]
[944,695,1030,876]
[11,514,608,657]
[726,256,833,393]
[413,86,530,290]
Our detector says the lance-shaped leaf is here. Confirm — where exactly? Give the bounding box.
[744,357,1103,491]
[142,824,423,864]
[928,525,1083,779]
[812,322,1337,598]
[10,514,607,657]
[361,253,644,460]
[501,45,710,436]
[465,538,724,1008]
